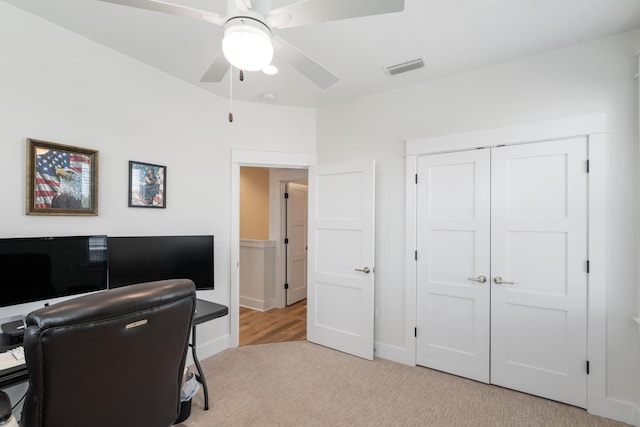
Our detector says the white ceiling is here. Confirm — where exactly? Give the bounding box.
[5,0,640,108]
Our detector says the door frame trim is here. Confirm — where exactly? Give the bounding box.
[405,112,612,419]
[231,150,315,347]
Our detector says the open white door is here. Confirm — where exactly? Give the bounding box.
[307,159,375,360]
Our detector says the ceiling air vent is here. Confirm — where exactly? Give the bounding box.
[383,57,426,77]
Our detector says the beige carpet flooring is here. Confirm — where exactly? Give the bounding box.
[176,341,628,427]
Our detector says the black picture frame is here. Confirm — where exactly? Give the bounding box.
[128,161,166,208]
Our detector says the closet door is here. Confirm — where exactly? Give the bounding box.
[415,138,588,407]
[416,149,491,383]
[490,138,588,408]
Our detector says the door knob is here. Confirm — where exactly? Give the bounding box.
[355,267,371,274]
[493,276,514,285]
[467,275,487,283]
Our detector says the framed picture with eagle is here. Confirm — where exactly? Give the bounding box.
[26,138,99,216]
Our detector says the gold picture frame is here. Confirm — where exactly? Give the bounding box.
[26,138,99,216]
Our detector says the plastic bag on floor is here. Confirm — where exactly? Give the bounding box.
[181,368,200,402]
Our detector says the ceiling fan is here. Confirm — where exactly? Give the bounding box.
[98,0,405,89]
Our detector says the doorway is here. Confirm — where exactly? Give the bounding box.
[238,165,308,346]
[231,152,376,360]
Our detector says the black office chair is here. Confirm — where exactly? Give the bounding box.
[2,279,196,427]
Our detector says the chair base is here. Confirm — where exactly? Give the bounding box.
[174,399,192,424]
[0,391,19,427]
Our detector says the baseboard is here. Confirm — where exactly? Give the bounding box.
[239,296,266,311]
[374,341,414,366]
[186,334,229,367]
[239,296,277,311]
[626,401,640,427]
[589,395,639,426]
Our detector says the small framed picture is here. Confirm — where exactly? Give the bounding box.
[26,138,99,216]
[128,161,166,208]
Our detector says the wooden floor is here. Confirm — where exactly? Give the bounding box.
[239,299,307,346]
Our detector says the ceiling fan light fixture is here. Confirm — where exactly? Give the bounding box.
[262,64,278,75]
[223,17,273,71]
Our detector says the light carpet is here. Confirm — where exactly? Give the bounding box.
[176,341,628,427]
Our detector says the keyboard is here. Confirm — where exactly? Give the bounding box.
[9,346,24,361]
[0,346,25,370]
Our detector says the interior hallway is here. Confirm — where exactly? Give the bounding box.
[239,299,307,346]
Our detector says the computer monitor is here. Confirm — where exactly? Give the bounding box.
[0,235,108,307]
[107,235,214,290]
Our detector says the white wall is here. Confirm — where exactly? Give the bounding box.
[317,29,640,416]
[0,0,315,356]
[239,239,276,311]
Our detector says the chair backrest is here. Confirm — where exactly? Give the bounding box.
[20,279,196,427]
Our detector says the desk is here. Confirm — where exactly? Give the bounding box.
[0,298,229,410]
[0,317,27,389]
[191,299,228,410]
[0,365,28,389]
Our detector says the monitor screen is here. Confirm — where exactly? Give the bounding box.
[0,235,108,307]
[107,235,214,290]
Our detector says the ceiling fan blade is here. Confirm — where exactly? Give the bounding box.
[97,0,225,25]
[233,0,251,13]
[267,13,292,28]
[200,52,230,83]
[274,36,338,90]
[270,0,404,29]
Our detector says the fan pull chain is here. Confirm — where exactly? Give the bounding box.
[228,69,245,122]
[228,65,233,123]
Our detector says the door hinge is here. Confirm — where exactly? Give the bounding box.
[284,192,289,199]
[284,283,289,290]
[414,250,418,261]
[586,260,590,273]
[586,360,590,375]
[586,160,590,173]
[414,327,417,338]
[415,174,418,184]
[284,238,289,244]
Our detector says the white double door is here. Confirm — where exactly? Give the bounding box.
[416,138,588,407]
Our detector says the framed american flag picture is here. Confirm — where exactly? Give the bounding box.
[26,138,99,216]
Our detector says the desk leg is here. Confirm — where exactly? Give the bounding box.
[190,324,209,410]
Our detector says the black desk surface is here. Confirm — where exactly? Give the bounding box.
[194,299,229,325]
[0,298,228,389]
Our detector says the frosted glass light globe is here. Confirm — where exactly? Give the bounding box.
[222,18,273,71]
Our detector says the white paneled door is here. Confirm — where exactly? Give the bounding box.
[490,139,588,407]
[416,149,491,383]
[416,138,588,407]
[307,159,375,360]
[286,182,308,306]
